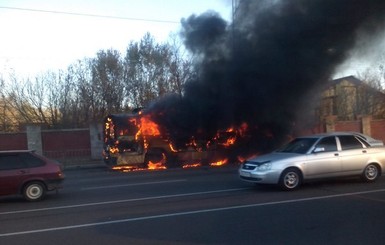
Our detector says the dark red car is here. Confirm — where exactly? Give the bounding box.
[0,150,65,201]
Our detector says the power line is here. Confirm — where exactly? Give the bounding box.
[0,6,180,24]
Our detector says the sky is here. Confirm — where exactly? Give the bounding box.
[0,0,383,80]
[0,0,232,77]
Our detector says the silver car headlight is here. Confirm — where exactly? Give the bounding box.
[256,162,272,171]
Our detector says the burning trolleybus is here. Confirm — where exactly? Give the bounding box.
[102,111,233,170]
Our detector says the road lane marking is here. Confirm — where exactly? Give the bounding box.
[0,188,249,215]
[81,179,187,190]
[1,187,385,237]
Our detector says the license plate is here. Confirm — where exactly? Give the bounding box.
[240,171,251,177]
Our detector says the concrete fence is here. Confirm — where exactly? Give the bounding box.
[0,123,103,165]
[0,116,384,166]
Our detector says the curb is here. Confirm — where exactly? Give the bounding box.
[63,161,106,170]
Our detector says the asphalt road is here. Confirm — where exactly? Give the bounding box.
[1,165,385,245]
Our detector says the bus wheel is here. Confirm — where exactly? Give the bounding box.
[144,148,167,169]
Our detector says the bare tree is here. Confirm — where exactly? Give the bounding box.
[124,33,174,107]
[57,63,81,128]
[0,75,15,131]
[3,72,62,128]
[0,33,196,130]
[5,76,41,125]
[168,33,196,98]
[67,58,95,126]
[123,33,195,108]
[91,49,126,117]
[357,69,385,119]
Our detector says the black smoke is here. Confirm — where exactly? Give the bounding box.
[147,0,385,157]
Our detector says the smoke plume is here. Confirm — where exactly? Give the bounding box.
[148,0,385,156]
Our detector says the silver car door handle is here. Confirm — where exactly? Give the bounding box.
[334,153,339,156]
[362,150,367,153]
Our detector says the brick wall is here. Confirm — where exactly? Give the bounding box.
[0,128,93,164]
[323,116,385,143]
[41,129,91,159]
[334,121,361,132]
[0,133,28,150]
[371,120,385,142]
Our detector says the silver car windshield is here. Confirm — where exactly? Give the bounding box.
[276,138,318,154]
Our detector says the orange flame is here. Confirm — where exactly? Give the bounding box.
[109,146,119,154]
[214,123,249,148]
[169,143,179,152]
[148,161,167,170]
[226,127,235,132]
[147,152,167,170]
[112,166,137,172]
[223,136,236,147]
[210,158,228,166]
[182,163,202,168]
[238,153,259,163]
[140,115,161,136]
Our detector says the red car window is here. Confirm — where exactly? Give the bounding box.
[0,154,27,170]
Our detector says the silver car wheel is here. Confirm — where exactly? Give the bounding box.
[279,168,301,190]
[23,182,46,201]
[363,164,380,182]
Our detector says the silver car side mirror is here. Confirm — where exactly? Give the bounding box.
[313,147,325,153]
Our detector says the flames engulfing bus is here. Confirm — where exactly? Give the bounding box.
[102,111,236,169]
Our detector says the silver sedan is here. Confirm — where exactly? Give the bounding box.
[239,132,385,190]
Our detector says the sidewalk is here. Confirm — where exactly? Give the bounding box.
[61,159,240,171]
[62,159,106,170]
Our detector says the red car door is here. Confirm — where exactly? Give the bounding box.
[0,153,29,196]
